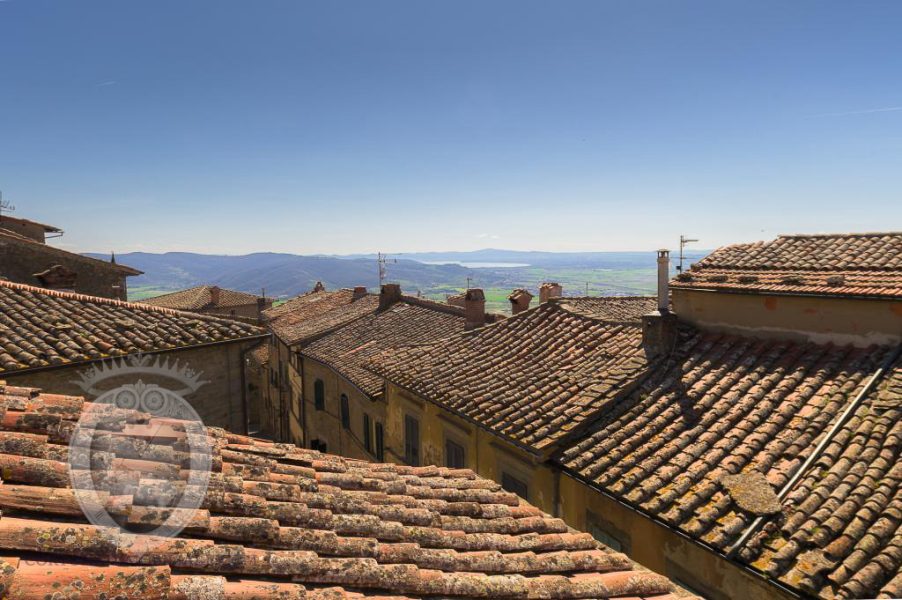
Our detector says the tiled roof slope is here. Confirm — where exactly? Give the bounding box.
[672,232,902,298]
[264,289,380,345]
[553,296,658,323]
[0,228,143,275]
[143,286,261,310]
[304,300,468,398]
[0,382,685,600]
[559,328,901,599]
[739,352,902,599]
[0,280,265,373]
[370,299,653,452]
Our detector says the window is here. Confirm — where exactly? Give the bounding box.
[404,415,420,466]
[445,439,466,469]
[363,413,372,453]
[314,379,325,410]
[375,422,384,461]
[340,394,350,429]
[501,472,529,500]
[587,511,631,555]
[310,439,327,453]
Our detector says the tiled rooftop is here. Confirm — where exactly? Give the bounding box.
[264,289,380,345]
[559,328,901,599]
[304,299,468,398]
[0,280,265,374]
[143,285,263,310]
[0,381,686,599]
[370,298,654,452]
[672,232,902,298]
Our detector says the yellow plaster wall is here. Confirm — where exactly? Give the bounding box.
[558,474,791,600]
[673,289,902,347]
[301,358,385,461]
[384,382,557,514]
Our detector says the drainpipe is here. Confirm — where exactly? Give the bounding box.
[726,343,902,558]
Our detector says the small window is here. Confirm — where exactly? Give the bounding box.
[587,511,631,555]
[404,414,420,466]
[375,422,385,461]
[590,526,623,552]
[314,379,325,410]
[340,394,350,429]
[501,472,529,500]
[310,439,327,453]
[363,413,372,453]
[445,439,466,469]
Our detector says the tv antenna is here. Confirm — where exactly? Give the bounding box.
[0,190,15,218]
[377,252,397,285]
[677,235,699,273]
[466,276,473,289]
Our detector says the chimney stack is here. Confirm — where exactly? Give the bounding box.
[464,288,486,330]
[508,289,533,315]
[312,281,325,293]
[657,249,670,312]
[642,249,677,357]
[380,283,402,310]
[209,286,221,306]
[539,282,563,304]
[352,286,368,301]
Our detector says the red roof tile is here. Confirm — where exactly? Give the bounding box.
[265,289,380,345]
[0,381,684,599]
[370,298,655,452]
[672,232,902,298]
[559,328,901,599]
[0,280,266,374]
[143,286,263,310]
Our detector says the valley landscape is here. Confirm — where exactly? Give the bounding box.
[92,248,709,313]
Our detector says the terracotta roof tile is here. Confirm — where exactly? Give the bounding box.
[0,380,685,599]
[0,280,266,374]
[264,289,381,345]
[304,300,467,397]
[672,232,902,298]
[370,298,654,451]
[143,286,263,310]
[559,328,902,599]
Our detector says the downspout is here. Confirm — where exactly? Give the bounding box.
[726,342,901,558]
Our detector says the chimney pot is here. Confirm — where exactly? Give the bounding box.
[379,283,402,310]
[312,281,325,293]
[464,288,486,329]
[539,282,563,304]
[657,249,670,312]
[209,286,221,306]
[508,288,533,315]
[352,286,368,300]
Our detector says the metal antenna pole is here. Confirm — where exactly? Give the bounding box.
[678,235,699,273]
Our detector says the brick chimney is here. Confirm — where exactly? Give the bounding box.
[209,286,221,306]
[539,282,562,304]
[642,249,677,357]
[352,286,368,301]
[464,288,486,330]
[508,288,533,315]
[380,283,402,311]
[313,281,325,293]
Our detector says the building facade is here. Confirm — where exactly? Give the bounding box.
[0,280,267,432]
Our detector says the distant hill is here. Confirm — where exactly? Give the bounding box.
[86,249,709,308]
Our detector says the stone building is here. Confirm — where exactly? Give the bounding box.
[0,218,141,300]
[0,279,267,432]
[0,380,690,599]
[143,285,273,321]
[369,232,902,600]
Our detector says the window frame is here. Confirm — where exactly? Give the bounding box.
[445,438,466,469]
[340,394,350,429]
[313,379,325,411]
[374,422,385,461]
[363,413,372,453]
[500,471,529,500]
[403,414,420,466]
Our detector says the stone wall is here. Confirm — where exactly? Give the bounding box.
[0,235,131,299]
[4,340,261,433]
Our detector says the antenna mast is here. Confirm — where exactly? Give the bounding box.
[377,252,397,285]
[0,190,15,219]
[677,235,699,273]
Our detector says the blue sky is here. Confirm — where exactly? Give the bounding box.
[1,1,901,255]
